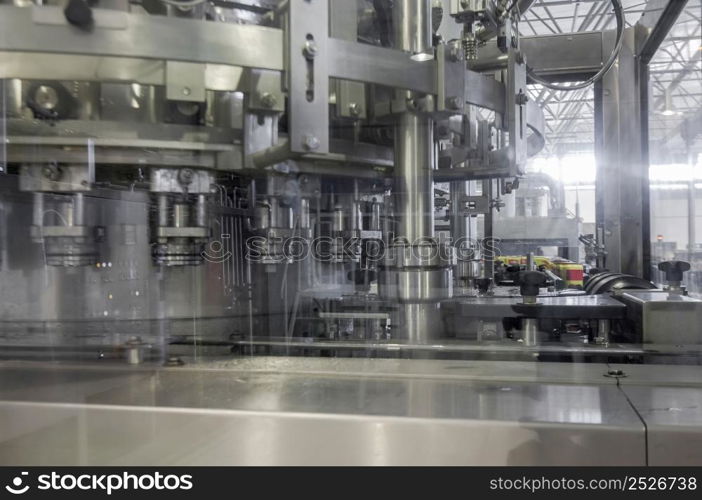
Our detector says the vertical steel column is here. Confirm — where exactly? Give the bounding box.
[595,28,648,277]
[393,0,433,243]
[688,148,697,261]
[395,113,434,241]
[385,0,451,342]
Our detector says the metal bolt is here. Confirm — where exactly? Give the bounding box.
[303,135,320,151]
[34,85,59,110]
[447,96,462,110]
[182,87,191,96]
[605,369,626,378]
[348,102,362,117]
[515,91,528,106]
[42,164,62,181]
[303,40,318,59]
[260,92,278,109]
[406,98,418,111]
[178,168,194,185]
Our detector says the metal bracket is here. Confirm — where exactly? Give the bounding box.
[460,195,490,216]
[335,80,367,120]
[437,43,466,115]
[506,49,527,176]
[166,61,206,102]
[247,69,285,113]
[288,0,329,154]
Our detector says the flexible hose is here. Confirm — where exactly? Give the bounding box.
[523,0,625,91]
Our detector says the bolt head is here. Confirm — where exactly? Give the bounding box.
[303,40,318,59]
[260,92,277,109]
[303,135,320,151]
[178,168,194,185]
[447,96,462,110]
[42,164,61,181]
[348,102,362,117]
[34,85,59,110]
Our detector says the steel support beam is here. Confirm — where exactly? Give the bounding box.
[595,28,650,278]
[0,5,283,70]
[636,0,690,65]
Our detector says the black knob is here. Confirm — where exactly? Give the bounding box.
[519,271,548,298]
[64,0,94,31]
[657,260,691,282]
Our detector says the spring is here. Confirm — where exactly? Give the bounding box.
[462,32,477,61]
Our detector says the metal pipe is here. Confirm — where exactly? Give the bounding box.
[73,192,85,227]
[450,181,469,241]
[332,205,345,232]
[157,194,169,227]
[392,0,432,55]
[229,339,651,356]
[173,203,189,228]
[392,1,434,243]
[370,199,382,231]
[394,112,434,241]
[482,179,494,281]
[522,317,539,346]
[195,194,207,228]
[387,0,442,344]
[526,252,535,271]
[59,199,74,227]
[688,148,697,261]
[32,192,44,227]
[300,198,311,230]
[597,319,611,345]
[395,302,443,344]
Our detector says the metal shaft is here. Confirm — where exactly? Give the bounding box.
[397,302,442,345]
[32,192,44,227]
[387,0,445,344]
[392,0,432,56]
[73,193,85,227]
[450,181,469,241]
[393,0,434,243]
[395,113,434,241]
[195,194,207,228]
[157,194,169,227]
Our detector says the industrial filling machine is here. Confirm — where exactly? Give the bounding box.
[0,0,701,465]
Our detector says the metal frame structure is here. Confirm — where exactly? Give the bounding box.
[522,0,700,157]
[0,0,701,467]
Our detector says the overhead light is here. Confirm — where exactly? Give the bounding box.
[660,88,681,116]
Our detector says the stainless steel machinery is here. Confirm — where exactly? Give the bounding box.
[1,0,701,466]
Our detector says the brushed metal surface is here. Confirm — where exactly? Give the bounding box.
[621,385,702,466]
[0,358,646,465]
